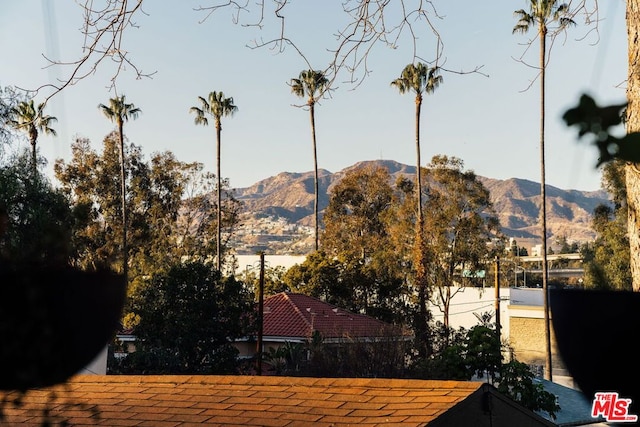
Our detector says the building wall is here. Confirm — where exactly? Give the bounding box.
[508,297,572,385]
[430,286,511,339]
[509,315,551,366]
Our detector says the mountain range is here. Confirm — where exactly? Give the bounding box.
[232,160,611,254]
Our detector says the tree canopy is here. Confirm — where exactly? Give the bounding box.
[113,261,255,374]
[0,152,73,269]
[54,134,242,290]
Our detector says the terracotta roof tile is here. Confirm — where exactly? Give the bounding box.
[262,293,406,340]
[0,375,488,426]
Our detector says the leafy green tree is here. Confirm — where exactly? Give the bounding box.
[561,93,640,289]
[290,69,329,252]
[465,324,504,382]
[497,360,560,419]
[423,155,501,329]
[8,99,57,173]
[410,316,560,420]
[513,0,575,381]
[409,322,470,380]
[246,265,290,297]
[55,136,117,271]
[0,152,73,268]
[581,160,631,290]
[115,261,255,374]
[190,91,238,271]
[98,95,141,285]
[283,251,345,303]
[54,135,242,295]
[320,165,409,323]
[0,88,15,148]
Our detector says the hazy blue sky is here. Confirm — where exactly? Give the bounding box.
[1,1,627,191]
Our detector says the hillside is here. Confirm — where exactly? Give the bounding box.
[232,160,610,255]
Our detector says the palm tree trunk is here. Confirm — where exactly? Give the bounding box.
[118,120,128,285]
[216,120,222,271]
[539,26,552,382]
[30,140,37,175]
[414,226,431,358]
[413,94,430,357]
[29,128,37,175]
[310,102,319,252]
[415,95,423,225]
[627,0,640,291]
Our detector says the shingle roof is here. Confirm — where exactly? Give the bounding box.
[0,375,486,426]
[262,292,404,340]
[537,380,605,426]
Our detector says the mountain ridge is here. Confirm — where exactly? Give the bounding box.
[233,160,610,254]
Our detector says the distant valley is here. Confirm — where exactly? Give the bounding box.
[230,160,611,255]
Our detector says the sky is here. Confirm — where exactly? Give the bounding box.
[0,1,628,192]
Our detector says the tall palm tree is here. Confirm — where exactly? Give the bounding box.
[390,63,442,226]
[9,99,57,174]
[513,0,575,382]
[98,95,141,284]
[391,62,442,357]
[291,69,328,252]
[190,91,238,271]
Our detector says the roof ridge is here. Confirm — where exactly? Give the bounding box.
[285,292,390,325]
[281,292,314,333]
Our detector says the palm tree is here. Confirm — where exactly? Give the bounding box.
[390,63,442,226]
[9,99,57,174]
[98,95,141,284]
[291,69,328,252]
[513,0,575,382]
[190,91,238,271]
[391,62,442,358]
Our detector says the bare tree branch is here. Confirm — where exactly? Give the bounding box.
[31,0,155,108]
[27,1,600,107]
[198,1,446,90]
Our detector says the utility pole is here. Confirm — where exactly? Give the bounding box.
[494,256,501,341]
[256,252,265,375]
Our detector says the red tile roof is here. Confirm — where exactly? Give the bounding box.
[262,293,403,340]
[0,375,489,426]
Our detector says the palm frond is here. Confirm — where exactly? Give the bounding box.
[392,63,441,97]
[191,91,237,122]
[291,70,328,102]
[290,78,305,97]
[10,99,57,136]
[99,95,141,123]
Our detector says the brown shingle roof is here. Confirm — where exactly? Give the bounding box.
[263,293,401,339]
[0,375,487,426]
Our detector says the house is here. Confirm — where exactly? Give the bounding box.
[234,292,411,361]
[0,375,558,426]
